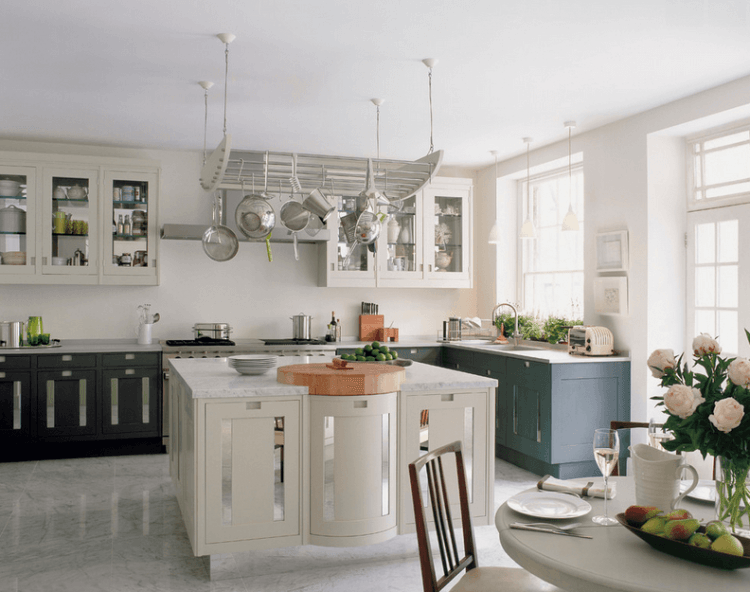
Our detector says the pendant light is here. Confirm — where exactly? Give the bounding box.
[422,58,437,155]
[519,137,536,240]
[488,150,500,244]
[561,120,580,232]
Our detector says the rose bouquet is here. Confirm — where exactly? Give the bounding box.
[648,331,750,533]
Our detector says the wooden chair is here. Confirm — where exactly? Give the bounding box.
[408,441,560,592]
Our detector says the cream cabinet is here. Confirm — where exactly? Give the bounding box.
[319,177,472,288]
[0,150,159,285]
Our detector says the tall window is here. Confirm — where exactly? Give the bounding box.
[520,165,584,318]
[687,125,750,356]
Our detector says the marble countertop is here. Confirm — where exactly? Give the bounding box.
[0,338,162,354]
[169,355,498,399]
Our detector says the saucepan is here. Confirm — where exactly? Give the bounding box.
[280,200,309,261]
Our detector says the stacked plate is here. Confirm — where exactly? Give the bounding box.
[228,354,277,376]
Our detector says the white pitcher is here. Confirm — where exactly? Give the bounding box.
[629,443,700,510]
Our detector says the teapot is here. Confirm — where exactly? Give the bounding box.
[67,185,87,200]
[435,251,453,270]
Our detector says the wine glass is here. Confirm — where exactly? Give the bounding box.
[647,418,673,451]
[592,428,620,526]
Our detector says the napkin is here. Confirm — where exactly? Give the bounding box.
[537,475,616,499]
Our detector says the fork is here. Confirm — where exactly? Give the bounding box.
[518,522,582,530]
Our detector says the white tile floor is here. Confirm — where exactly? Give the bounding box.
[0,454,539,592]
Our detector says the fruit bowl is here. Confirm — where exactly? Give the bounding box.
[616,513,750,569]
[333,357,412,367]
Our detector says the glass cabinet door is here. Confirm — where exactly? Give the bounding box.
[378,194,423,282]
[103,171,157,278]
[42,168,98,275]
[0,165,37,275]
[424,186,471,282]
[324,195,376,287]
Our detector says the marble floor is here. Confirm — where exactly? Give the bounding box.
[0,454,539,592]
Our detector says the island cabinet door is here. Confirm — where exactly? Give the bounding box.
[101,367,159,436]
[309,393,398,543]
[204,399,300,545]
[400,391,489,527]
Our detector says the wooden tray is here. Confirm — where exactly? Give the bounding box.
[277,362,405,396]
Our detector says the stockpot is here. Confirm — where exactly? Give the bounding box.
[0,320,24,348]
[290,313,312,340]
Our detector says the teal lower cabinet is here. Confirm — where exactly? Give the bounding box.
[497,359,630,479]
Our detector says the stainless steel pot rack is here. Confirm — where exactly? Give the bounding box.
[201,147,443,200]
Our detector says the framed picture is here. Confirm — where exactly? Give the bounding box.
[594,277,628,315]
[596,230,629,272]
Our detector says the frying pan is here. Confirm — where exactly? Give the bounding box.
[202,194,239,262]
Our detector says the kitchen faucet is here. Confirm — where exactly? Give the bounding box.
[491,302,521,346]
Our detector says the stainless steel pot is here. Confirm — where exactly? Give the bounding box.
[193,323,232,340]
[290,313,312,340]
[0,320,24,348]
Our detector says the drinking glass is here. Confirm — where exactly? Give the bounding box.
[592,428,619,526]
[647,418,673,451]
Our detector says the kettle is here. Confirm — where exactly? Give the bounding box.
[67,185,87,200]
[72,248,85,266]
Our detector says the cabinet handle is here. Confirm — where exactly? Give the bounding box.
[125,353,135,360]
[246,401,261,410]
[486,369,491,376]
[62,370,72,377]
[0,356,4,363]
[524,361,530,368]
[410,349,417,354]
[62,355,73,362]
[31,257,35,265]
[13,381,21,430]
[43,257,48,265]
[0,372,4,378]
[353,400,367,408]
[125,369,135,375]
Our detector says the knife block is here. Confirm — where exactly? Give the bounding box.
[377,327,399,342]
[359,315,384,342]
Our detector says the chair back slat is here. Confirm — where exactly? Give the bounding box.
[409,441,478,592]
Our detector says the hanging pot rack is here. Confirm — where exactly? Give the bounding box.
[201,147,443,200]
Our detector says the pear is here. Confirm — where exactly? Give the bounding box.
[711,533,745,556]
[664,509,693,521]
[663,518,700,541]
[624,505,662,526]
[641,516,669,535]
[704,520,728,541]
[688,532,712,548]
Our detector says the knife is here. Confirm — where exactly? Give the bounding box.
[510,523,593,539]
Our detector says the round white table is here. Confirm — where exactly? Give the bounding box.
[495,477,750,592]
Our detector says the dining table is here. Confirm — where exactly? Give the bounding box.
[495,476,750,592]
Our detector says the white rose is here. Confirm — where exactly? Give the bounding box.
[647,349,676,378]
[692,333,721,357]
[728,358,750,388]
[709,398,745,433]
[663,385,705,419]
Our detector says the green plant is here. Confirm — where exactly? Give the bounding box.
[518,315,544,340]
[543,316,581,344]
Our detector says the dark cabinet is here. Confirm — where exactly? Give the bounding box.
[102,366,159,436]
[0,369,32,441]
[36,369,97,439]
[389,347,442,366]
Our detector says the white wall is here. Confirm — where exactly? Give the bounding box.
[475,72,750,424]
[0,139,476,341]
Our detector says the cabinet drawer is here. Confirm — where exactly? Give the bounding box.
[442,347,474,369]
[102,352,160,368]
[507,358,549,388]
[0,355,31,369]
[37,353,97,369]
[473,352,506,375]
[392,347,441,366]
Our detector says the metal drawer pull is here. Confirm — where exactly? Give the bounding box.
[441,393,454,402]
[524,361,530,368]
[0,372,4,379]
[125,369,135,375]
[353,400,367,408]
[79,379,87,426]
[410,349,417,354]
[142,377,149,423]
[47,381,55,428]
[62,370,72,377]
[0,356,5,363]
[62,355,73,362]
[111,378,119,424]
[126,353,135,360]
[246,401,261,410]
[13,381,21,429]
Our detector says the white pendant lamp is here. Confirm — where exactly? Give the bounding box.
[519,138,536,240]
[561,120,580,232]
[488,150,500,244]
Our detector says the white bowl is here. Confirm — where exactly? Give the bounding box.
[0,181,20,196]
[51,257,67,266]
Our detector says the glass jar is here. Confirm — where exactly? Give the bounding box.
[715,456,750,537]
[27,316,43,346]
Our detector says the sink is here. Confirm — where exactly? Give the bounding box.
[454,340,543,351]
[455,340,493,344]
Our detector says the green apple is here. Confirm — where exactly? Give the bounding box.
[711,533,744,556]
[704,520,729,541]
[688,532,712,548]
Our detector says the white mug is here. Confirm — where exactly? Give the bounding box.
[137,323,153,345]
[629,443,699,510]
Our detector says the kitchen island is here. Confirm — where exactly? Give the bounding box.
[168,355,497,577]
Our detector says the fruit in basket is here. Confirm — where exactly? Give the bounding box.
[705,520,729,540]
[663,518,700,541]
[641,516,669,535]
[380,345,390,354]
[711,533,744,556]
[624,505,662,526]
[664,509,693,521]
[391,351,399,359]
[371,341,381,350]
[688,533,712,548]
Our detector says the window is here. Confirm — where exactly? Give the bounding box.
[690,125,750,206]
[519,165,584,318]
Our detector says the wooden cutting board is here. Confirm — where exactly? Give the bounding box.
[277,362,406,395]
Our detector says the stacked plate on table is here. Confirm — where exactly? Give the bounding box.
[228,354,278,376]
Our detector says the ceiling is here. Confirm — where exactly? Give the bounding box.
[4,0,750,168]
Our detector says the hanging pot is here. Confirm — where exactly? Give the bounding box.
[280,200,309,261]
[235,194,276,239]
[202,194,239,262]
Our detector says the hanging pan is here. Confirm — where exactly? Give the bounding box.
[280,200,309,261]
[202,194,239,261]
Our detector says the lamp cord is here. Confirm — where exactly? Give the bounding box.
[203,89,209,166]
[568,126,572,201]
[428,67,434,154]
[376,104,380,160]
[223,43,229,136]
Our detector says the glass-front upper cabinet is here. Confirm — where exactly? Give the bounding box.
[102,170,158,282]
[323,195,377,288]
[423,181,472,285]
[0,165,37,276]
[376,194,424,286]
[42,168,98,277]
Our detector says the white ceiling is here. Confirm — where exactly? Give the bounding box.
[4,0,750,168]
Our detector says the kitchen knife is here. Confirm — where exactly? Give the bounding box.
[509,523,592,539]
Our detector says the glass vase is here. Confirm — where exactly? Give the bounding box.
[714,456,750,537]
[26,316,43,346]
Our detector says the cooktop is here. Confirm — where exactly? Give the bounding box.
[262,338,327,345]
[165,337,236,346]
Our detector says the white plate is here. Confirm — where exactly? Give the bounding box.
[681,479,716,504]
[507,491,592,519]
[233,367,274,375]
[229,355,277,362]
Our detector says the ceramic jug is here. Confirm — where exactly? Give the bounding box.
[387,217,400,243]
[629,443,700,510]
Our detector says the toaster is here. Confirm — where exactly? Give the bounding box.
[568,326,614,356]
